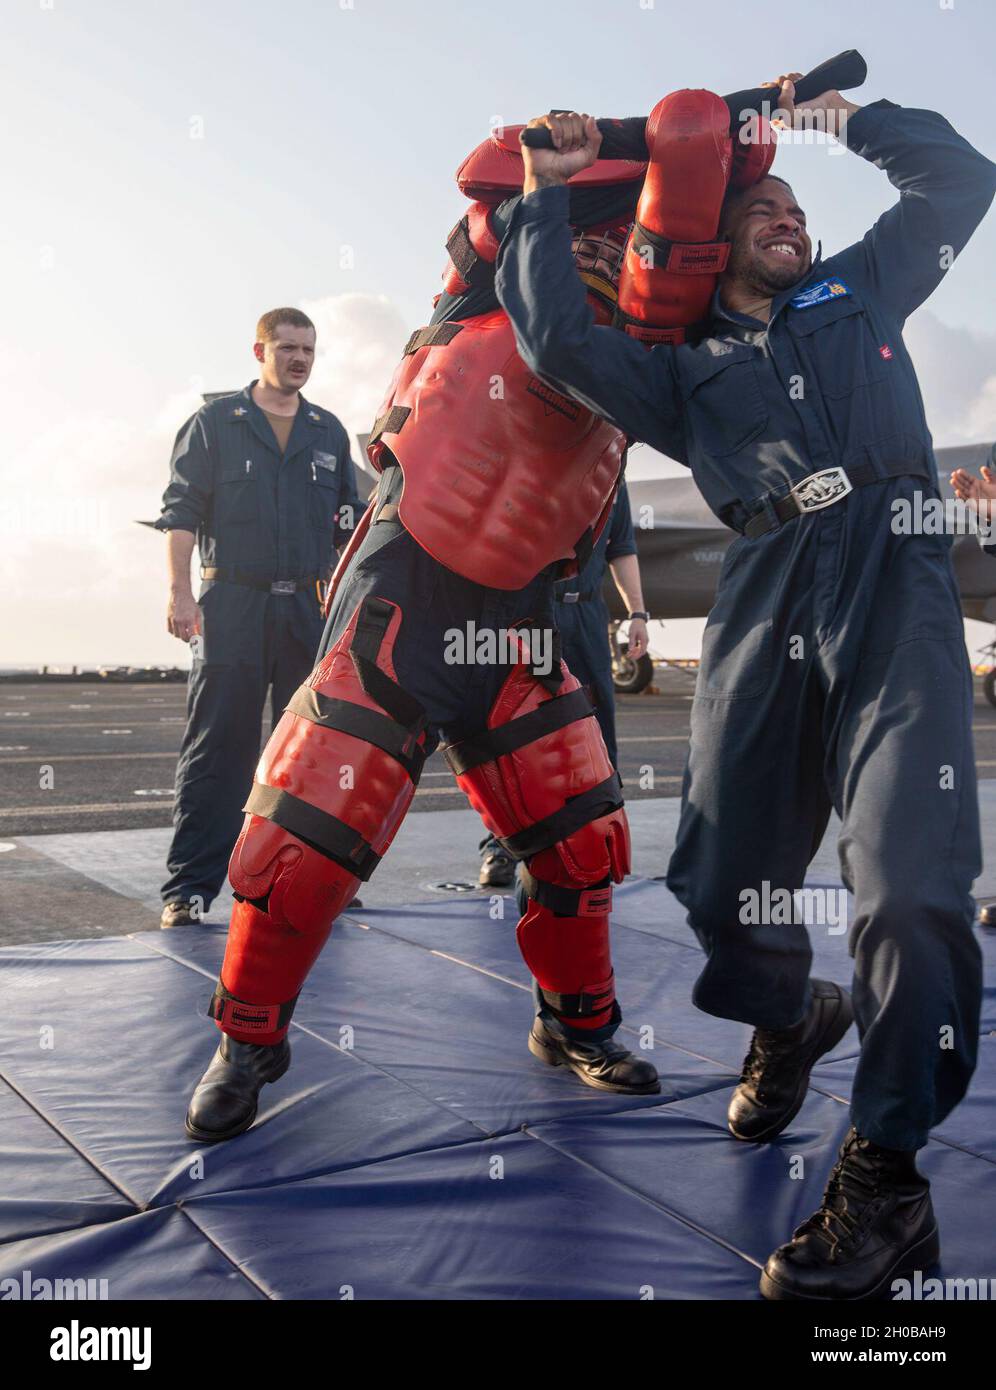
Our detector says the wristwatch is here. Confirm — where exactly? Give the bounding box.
[627,610,650,622]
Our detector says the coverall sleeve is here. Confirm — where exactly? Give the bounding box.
[155,409,214,532]
[605,480,637,562]
[835,101,996,325]
[334,427,365,549]
[495,185,688,464]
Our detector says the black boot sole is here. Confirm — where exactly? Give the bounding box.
[528,1027,662,1095]
[479,869,516,888]
[729,987,855,1144]
[759,1224,941,1302]
[184,1049,291,1144]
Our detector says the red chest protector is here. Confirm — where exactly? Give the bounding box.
[367,309,625,591]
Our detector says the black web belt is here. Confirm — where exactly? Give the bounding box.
[725,460,933,540]
[201,566,320,593]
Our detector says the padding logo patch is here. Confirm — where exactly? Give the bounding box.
[526,376,581,421]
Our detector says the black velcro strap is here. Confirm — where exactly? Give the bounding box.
[403,322,463,356]
[519,867,612,918]
[573,526,594,575]
[285,686,425,783]
[209,981,298,1034]
[369,405,411,448]
[501,773,624,861]
[446,217,477,280]
[629,219,730,275]
[244,782,381,881]
[443,686,595,777]
[347,596,429,735]
[539,979,616,1019]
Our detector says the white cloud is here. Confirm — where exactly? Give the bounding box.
[905,308,996,448]
[3,294,409,665]
[299,291,410,467]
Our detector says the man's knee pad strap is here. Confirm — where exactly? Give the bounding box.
[215,596,429,1043]
[230,594,428,926]
[518,866,612,917]
[444,662,630,886]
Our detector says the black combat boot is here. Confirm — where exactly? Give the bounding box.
[528,1013,660,1095]
[161,900,201,928]
[728,980,854,1142]
[478,835,516,888]
[760,1128,939,1300]
[185,1034,291,1143]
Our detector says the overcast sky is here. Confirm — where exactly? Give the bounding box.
[3,0,996,664]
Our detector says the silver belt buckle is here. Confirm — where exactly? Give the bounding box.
[790,467,852,514]
[270,580,296,595]
[562,591,580,604]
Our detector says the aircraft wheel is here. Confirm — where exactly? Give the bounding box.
[985,668,996,709]
[613,648,654,695]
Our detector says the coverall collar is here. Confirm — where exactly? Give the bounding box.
[711,240,825,331]
[234,381,326,460]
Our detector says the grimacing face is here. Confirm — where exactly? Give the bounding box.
[722,177,813,296]
[256,325,316,391]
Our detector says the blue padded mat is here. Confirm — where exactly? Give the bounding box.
[180,1131,760,1300]
[0,879,992,1299]
[0,1208,264,1300]
[0,1079,132,1245]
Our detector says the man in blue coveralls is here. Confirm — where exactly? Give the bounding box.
[495,74,996,1299]
[156,308,362,929]
[479,480,649,886]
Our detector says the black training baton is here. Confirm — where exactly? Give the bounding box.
[518,49,868,157]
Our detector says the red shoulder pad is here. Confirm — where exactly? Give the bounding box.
[456,125,647,204]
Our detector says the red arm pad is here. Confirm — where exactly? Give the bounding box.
[615,89,733,343]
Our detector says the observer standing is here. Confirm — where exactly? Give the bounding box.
[156,307,362,927]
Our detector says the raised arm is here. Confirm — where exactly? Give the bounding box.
[830,99,996,324]
[494,112,687,464]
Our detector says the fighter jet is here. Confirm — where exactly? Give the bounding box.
[604,442,996,692]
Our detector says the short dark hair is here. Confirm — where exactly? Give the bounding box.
[720,173,795,227]
[255,307,315,343]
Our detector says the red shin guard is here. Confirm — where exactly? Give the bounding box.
[446,655,630,1032]
[212,596,428,1045]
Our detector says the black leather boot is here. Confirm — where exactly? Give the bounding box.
[728,980,854,1142]
[528,1015,660,1094]
[479,835,516,888]
[185,1034,291,1143]
[761,1128,939,1300]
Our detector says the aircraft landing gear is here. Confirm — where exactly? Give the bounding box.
[610,622,655,695]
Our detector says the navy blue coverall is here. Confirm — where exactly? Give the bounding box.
[555,481,637,768]
[495,100,996,1150]
[156,383,362,910]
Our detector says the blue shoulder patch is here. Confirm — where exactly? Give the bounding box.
[790,277,852,310]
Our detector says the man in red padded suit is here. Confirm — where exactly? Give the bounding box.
[184,91,776,1142]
